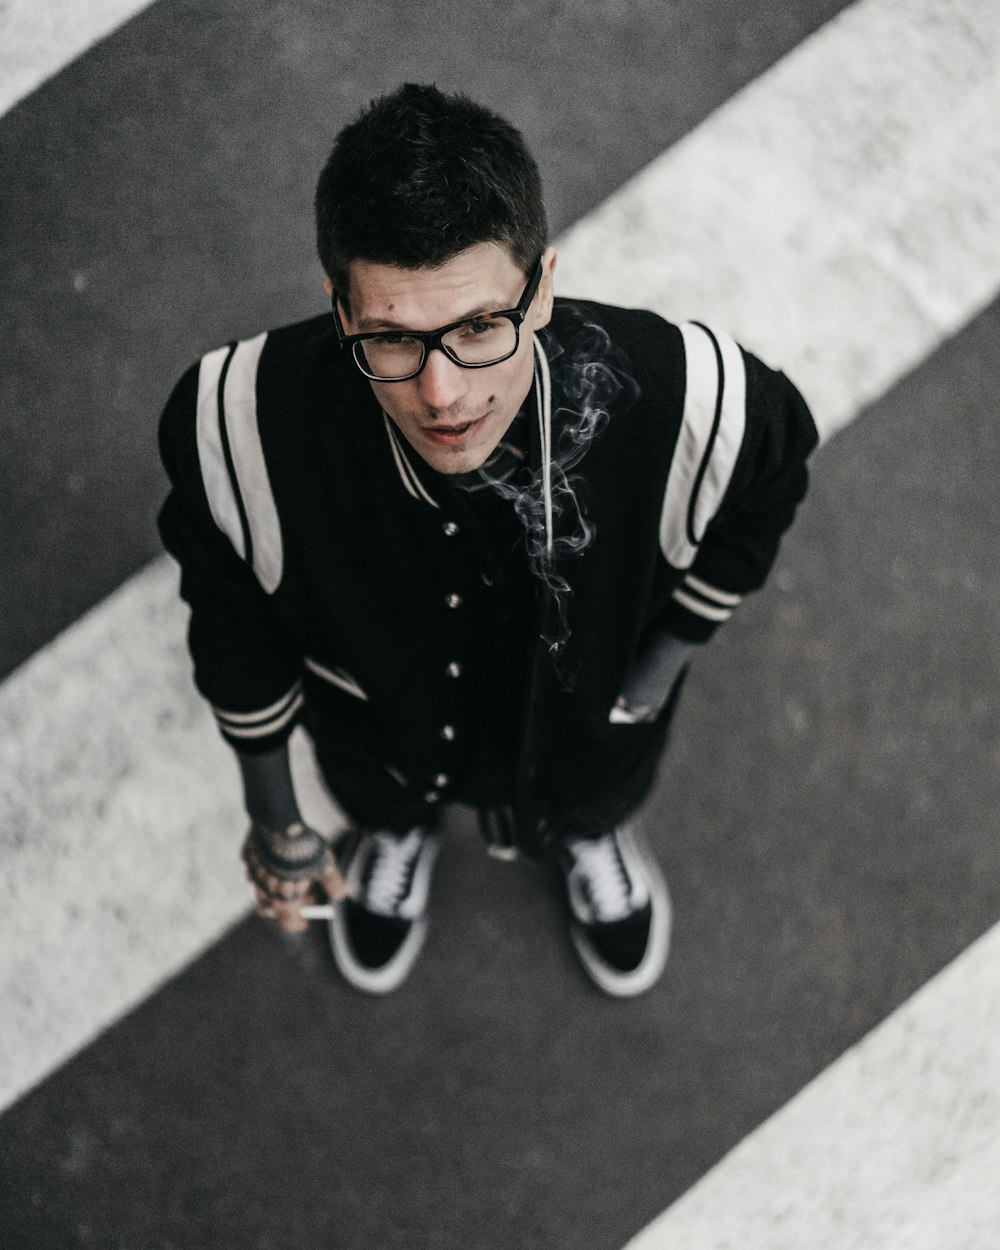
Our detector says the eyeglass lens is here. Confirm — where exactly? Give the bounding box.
[357,315,518,380]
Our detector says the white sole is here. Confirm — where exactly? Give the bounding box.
[329,907,430,995]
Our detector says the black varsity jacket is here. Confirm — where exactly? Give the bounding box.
[158,298,818,854]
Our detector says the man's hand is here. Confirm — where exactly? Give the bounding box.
[612,633,693,723]
[241,821,350,934]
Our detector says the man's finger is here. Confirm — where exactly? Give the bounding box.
[319,858,351,901]
[254,888,309,930]
[269,900,310,933]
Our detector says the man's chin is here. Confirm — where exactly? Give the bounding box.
[410,420,501,474]
[420,445,492,475]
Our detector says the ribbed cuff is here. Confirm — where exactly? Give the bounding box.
[212,683,303,754]
[659,571,744,642]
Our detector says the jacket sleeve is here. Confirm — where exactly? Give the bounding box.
[656,328,819,643]
[157,360,304,753]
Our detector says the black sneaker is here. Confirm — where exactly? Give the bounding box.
[557,823,671,997]
[329,826,440,993]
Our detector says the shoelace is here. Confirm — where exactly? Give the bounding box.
[362,829,423,916]
[567,833,634,923]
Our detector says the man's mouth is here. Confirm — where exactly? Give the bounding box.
[421,415,487,445]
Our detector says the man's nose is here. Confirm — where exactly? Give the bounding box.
[416,347,468,412]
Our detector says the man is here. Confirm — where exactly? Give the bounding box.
[158,83,817,998]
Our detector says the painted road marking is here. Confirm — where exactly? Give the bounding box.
[2,0,1000,1116]
[0,560,341,1111]
[557,0,1000,443]
[624,921,1000,1250]
[0,0,156,118]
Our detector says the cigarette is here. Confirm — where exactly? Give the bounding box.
[298,904,336,919]
[259,903,336,921]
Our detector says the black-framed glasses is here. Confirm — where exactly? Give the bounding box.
[331,257,543,382]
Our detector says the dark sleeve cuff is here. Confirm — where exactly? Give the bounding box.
[657,570,744,642]
[212,682,303,755]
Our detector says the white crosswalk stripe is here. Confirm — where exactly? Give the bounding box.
[556,0,1000,444]
[0,0,156,117]
[0,562,339,1112]
[625,921,1000,1250]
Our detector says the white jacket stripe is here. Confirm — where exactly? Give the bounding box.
[671,587,733,622]
[383,415,439,508]
[222,332,283,593]
[304,657,369,701]
[683,572,742,606]
[214,692,303,740]
[196,345,245,560]
[691,327,746,546]
[384,415,420,501]
[212,683,302,725]
[533,333,554,558]
[195,334,284,591]
[659,322,747,570]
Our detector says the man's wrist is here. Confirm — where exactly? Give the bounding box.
[617,633,694,719]
[236,744,304,830]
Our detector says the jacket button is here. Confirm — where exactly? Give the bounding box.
[440,725,456,741]
[424,791,441,803]
[445,593,463,609]
[434,773,450,787]
[442,521,459,537]
[446,661,462,678]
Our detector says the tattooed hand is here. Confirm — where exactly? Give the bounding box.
[241,821,350,934]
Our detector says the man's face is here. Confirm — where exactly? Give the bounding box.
[334,242,556,474]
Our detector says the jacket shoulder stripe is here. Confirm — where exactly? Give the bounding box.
[659,322,747,570]
[690,325,746,546]
[195,344,245,560]
[221,332,283,594]
[216,344,253,567]
[684,323,725,548]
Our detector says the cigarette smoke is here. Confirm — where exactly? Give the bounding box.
[480,311,640,685]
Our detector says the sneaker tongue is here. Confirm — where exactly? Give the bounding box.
[573,836,635,923]
[363,831,421,916]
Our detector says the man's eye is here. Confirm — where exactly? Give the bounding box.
[463,318,500,337]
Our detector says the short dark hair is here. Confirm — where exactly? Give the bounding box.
[315,83,547,293]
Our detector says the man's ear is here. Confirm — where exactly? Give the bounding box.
[532,247,557,330]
